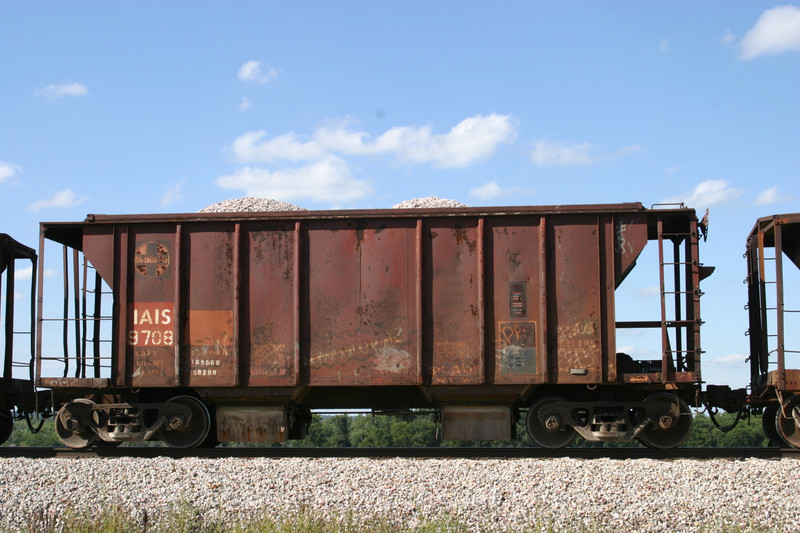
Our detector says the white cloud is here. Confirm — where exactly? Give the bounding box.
[531,139,595,166]
[15,266,33,280]
[633,286,660,298]
[34,82,88,100]
[239,97,252,112]
[315,114,517,168]
[312,120,378,155]
[0,161,21,183]
[232,131,327,163]
[15,266,56,283]
[161,179,186,207]
[222,115,515,205]
[237,61,279,84]
[659,38,670,53]
[233,114,517,169]
[609,145,642,160]
[388,114,517,168]
[755,185,793,206]
[740,5,800,60]
[27,188,88,212]
[469,181,517,200]
[705,353,747,368]
[722,28,735,46]
[530,140,639,166]
[215,157,372,203]
[664,179,744,208]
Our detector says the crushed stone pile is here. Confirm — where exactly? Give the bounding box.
[200,196,468,212]
[391,197,468,209]
[199,197,306,213]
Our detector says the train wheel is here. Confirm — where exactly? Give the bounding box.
[776,395,800,449]
[762,404,788,447]
[157,396,212,449]
[636,393,693,449]
[56,399,98,449]
[0,409,13,445]
[526,396,576,448]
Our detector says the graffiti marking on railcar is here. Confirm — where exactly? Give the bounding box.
[557,319,597,343]
[251,340,291,377]
[190,332,232,357]
[432,341,478,380]
[559,339,599,364]
[251,325,292,375]
[499,322,535,347]
[310,327,404,367]
[189,331,233,377]
[497,322,536,374]
[371,346,412,373]
[558,319,599,368]
[616,220,635,255]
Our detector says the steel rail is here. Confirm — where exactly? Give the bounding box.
[0,446,797,460]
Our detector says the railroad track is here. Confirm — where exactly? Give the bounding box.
[1,446,798,460]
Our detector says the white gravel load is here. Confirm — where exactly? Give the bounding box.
[0,457,797,532]
[199,196,468,213]
[199,197,307,213]
[392,197,468,209]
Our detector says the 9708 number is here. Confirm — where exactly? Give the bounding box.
[128,329,174,346]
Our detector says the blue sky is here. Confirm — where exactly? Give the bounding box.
[2,2,798,389]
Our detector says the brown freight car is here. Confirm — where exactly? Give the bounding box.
[1,233,47,443]
[743,214,800,447]
[37,202,710,448]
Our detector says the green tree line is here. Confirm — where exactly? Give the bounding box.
[3,411,771,448]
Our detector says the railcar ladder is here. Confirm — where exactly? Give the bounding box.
[656,217,703,382]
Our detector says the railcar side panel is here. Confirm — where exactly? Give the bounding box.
[307,219,419,386]
[128,226,178,388]
[548,216,603,384]
[242,222,298,387]
[426,218,483,386]
[184,224,237,387]
[487,217,543,385]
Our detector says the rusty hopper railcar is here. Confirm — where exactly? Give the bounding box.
[743,214,800,447]
[38,202,710,449]
[1,233,47,443]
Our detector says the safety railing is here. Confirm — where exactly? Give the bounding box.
[36,242,114,381]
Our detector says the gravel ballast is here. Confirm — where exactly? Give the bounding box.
[1,457,797,532]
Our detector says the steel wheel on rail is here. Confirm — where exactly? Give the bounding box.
[55,398,98,449]
[776,395,800,449]
[156,395,212,449]
[636,393,693,449]
[762,404,788,447]
[526,396,576,448]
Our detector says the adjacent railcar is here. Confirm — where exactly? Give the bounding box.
[38,203,709,448]
[743,214,800,447]
[0,233,46,443]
